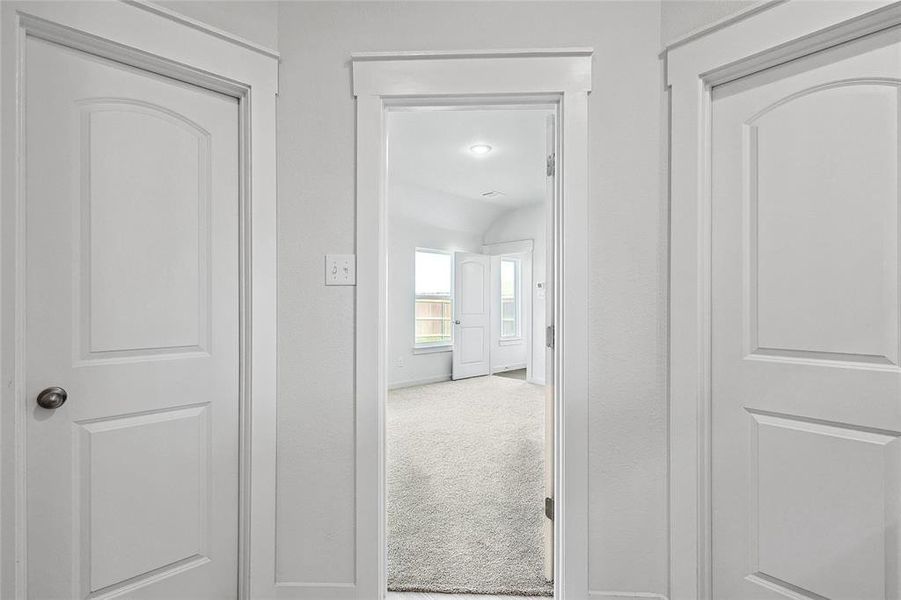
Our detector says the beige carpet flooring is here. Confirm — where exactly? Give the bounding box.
[387,593,546,599]
[387,375,551,596]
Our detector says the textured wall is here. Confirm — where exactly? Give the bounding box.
[154,1,278,50]
[660,0,757,47]
[276,1,666,595]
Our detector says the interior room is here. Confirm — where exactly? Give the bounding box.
[385,107,552,597]
[2,2,898,600]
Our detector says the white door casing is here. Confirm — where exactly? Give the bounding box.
[353,51,591,600]
[666,2,901,599]
[0,4,278,599]
[452,252,491,380]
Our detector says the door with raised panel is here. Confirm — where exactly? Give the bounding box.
[25,36,239,599]
[711,26,901,599]
[452,252,491,379]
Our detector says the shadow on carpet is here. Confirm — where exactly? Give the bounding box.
[387,375,553,596]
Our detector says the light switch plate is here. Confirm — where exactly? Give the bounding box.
[325,254,356,285]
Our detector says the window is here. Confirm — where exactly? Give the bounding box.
[500,257,521,339]
[414,249,453,347]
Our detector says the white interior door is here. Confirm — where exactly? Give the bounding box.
[710,27,901,599]
[452,253,490,380]
[25,36,240,599]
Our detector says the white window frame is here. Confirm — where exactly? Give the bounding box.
[498,256,522,343]
[413,247,454,350]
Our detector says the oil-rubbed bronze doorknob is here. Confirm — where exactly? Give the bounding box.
[36,387,67,409]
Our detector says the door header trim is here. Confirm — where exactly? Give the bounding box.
[352,49,592,97]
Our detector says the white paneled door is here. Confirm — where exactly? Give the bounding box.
[710,27,901,599]
[452,253,491,380]
[25,36,239,599]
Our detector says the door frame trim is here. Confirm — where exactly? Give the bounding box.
[664,2,901,599]
[351,50,591,599]
[0,4,278,599]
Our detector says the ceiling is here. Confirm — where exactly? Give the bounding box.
[387,108,552,232]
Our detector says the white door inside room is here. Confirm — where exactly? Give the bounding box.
[452,252,491,380]
[543,111,556,583]
[710,25,901,600]
[25,36,240,600]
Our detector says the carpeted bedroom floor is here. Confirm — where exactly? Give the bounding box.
[387,593,545,599]
[386,374,552,597]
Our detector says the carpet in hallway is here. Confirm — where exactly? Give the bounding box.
[387,375,551,596]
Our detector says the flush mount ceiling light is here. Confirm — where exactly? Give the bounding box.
[469,144,493,155]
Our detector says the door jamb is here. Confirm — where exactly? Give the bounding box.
[664,2,901,599]
[0,5,278,599]
[353,50,592,600]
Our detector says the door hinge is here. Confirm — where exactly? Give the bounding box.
[546,324,555,349]
[545,497,554,520]
[546,153,556,177]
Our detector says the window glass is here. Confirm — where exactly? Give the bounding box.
[500,258,520,339]
[414,250,453,347]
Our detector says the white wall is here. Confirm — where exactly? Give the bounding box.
[276,1,667,595]
[389,182,505,234]
[387,216,484,388]
[0,7,7,598]
[154,1,279,50]
[659,0,756,46]
[484,205,546,382]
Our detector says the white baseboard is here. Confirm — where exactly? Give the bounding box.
[388,374,451,390]
[589,592,668,600]
[389,366,532,389]
[529,376,546,385]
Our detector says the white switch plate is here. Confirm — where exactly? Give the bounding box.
[325,254,356,285]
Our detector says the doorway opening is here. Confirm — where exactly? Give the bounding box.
[384,104,557,599]
[352,47,591,599]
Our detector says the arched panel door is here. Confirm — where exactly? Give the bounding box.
[453,252,491,380]
[710,26,901,600]
[25,36,240,600]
